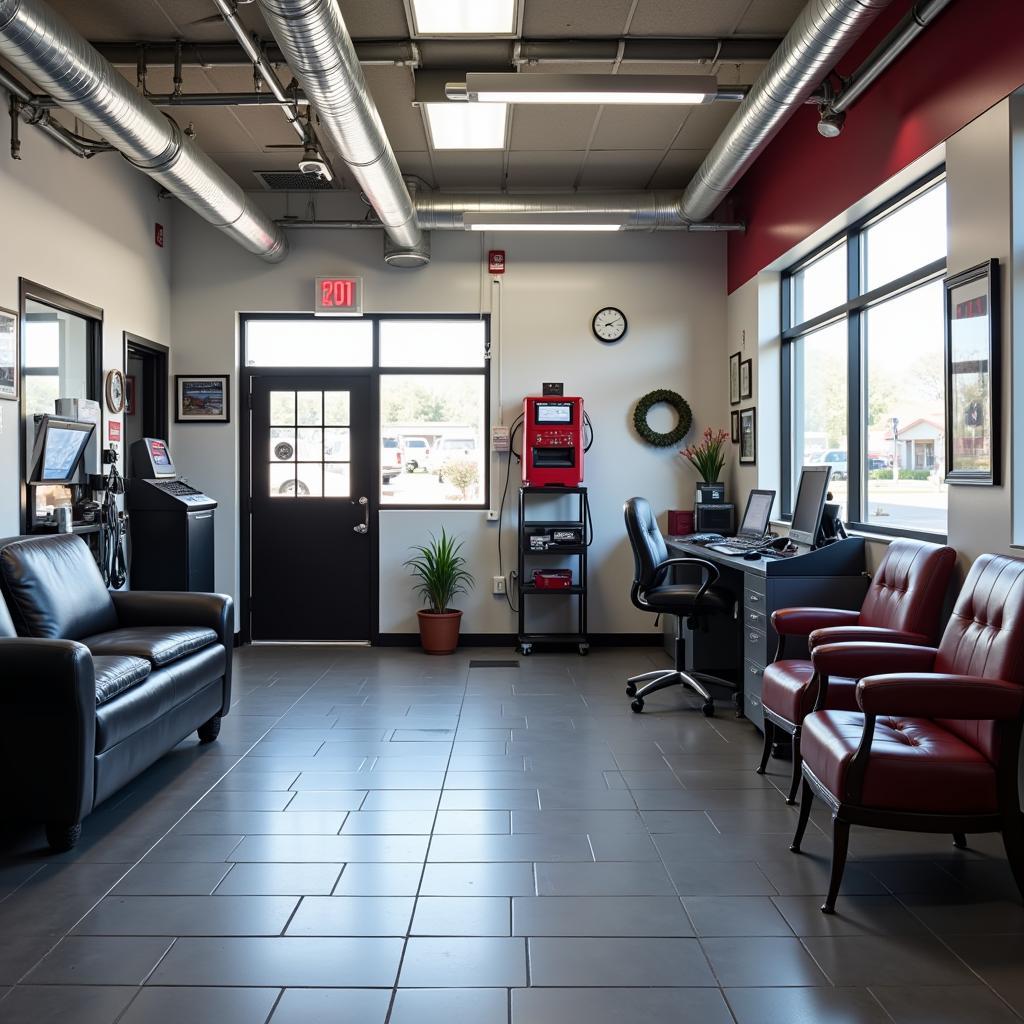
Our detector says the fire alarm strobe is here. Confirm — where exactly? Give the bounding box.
[532,569,574,590]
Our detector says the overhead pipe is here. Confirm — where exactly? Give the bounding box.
[0,0,287,261]
[255,0,421,249]
[679,0,895,223]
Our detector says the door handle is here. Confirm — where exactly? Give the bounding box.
[353,495,369,534]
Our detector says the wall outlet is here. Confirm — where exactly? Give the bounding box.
[492,575,506,595]
[485,510,499,522]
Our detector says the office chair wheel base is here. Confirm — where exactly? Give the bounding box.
[625,683,637,697]
[701,700,715,717]
[578,643,589,656]
[630,698,644,713]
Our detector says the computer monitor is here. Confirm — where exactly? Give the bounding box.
[130,437,176,478]
[736,489,775,539]
[29,417,95,485]
[790,465,833,547]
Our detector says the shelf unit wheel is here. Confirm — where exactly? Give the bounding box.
[625,683,637,697]
[630,697,644,713]
[519,643,532,656]
[578,643,589,656]
[701,700,716,717]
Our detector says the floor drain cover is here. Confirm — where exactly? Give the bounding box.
[469,659,521,668]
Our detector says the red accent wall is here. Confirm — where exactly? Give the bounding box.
[727,0,1024,293]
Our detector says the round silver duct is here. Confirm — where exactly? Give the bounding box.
[384,232,431,268]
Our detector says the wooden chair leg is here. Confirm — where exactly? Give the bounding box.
[1001,814,1024,902]
[952,832,968,850]
[822,817,851,915]
[756,719,775,775]
[789,777,814,853]
[786,727,802,805]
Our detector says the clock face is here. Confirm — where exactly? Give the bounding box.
[106,369,125,413]
[593,306,627,342]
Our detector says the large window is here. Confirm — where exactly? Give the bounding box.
[782,175,948,537]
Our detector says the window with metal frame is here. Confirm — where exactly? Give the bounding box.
[781,172,948,540]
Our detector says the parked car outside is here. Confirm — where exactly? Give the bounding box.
[427,436,479,481]
[402,436,430,472]
[381,436,403,484]
[811,448,848,480]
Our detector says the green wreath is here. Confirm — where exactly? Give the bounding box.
[633,389,693,447]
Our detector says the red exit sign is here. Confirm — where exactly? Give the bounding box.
[315,276,363,316]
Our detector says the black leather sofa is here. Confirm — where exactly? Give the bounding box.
[0,534,232,851]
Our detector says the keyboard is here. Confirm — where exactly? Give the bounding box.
[687,533,724,543]
[157,480,200,496]
[713,535,770,551]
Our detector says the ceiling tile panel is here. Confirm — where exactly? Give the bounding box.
[628,0,751,37]
[646,149,705,188]
[521,62,617,76]
[506,151,585,189]
[523,0,634,37]
[735,0,806,34]
[591,106,689,150]
[364,67,429,150]
[671,103,738,149]
[336,0,410,38]
[165,106,262,153]
[47,0,189,39]
[578,149,664,189]
[429,152,505,189]
[395,152,436,188]
[509,105,598,151]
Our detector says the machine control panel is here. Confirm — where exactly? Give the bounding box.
[523,396,585,487]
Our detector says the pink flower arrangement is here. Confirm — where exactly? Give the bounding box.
[680,427,730,483]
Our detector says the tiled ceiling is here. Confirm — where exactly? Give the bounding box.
[31,0,809,194]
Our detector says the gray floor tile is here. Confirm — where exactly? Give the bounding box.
[73,895,298,936]
[412,897,511,936]
[286,896,414,935]
[284,791,368,811]
[802,934,978,986]
[588,832,661,861]
[683,897,793,937]
[511,987,734,1024]
[340,811,435,834]
[230,834,429,862]
[214,772,299,791]
[663,859,777,896]
[725,986,892,1024]
[269,988,391,1023]
[149,936,403,986]
[440,791,540,811]
[334,863,423,895]
[773,894,931,937]
[390,987,508,1024]
[0,985,136,1024]
[112,862,232,896]
[534,861,675,896]
[361,790,441,811]
[196,791,296,811]
[434,811,511,834]
[215,863,343,895]
[513,896,693,937]
[511,810,645,834]
[528,936,715,987]
[25,936,173,984]
[400,937,527,987]
[427,834,593,863]
[174,811,346,835]
[701,936,827,986]
[420,863,536,897]
[294,771,444,790]
[142,834,243,863]
[871,984,1024,1024]
[120,986,280,1024]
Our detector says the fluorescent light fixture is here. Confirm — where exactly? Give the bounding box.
[463,213,626,232]
[462,73,717,105]
[424,102,507,149]
[411,0,516,35]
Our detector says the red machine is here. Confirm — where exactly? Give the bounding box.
[522,396,585,487]
[532,569,574,590]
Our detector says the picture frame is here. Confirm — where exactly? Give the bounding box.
[739,407,756,464]
[0,306,17,402]
[944,259,999,485]
[175,374,230,423]
[126,375,136,416]
[730,409,740,443]
[729,351,741,405]
[740,358,753,400]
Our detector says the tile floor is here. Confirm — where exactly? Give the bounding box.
[0,645,1021,1022]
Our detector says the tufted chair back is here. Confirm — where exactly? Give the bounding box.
[934,553,1024,761]
[0,590,15,639]
[624,497,670,595]
[859,538,956,641]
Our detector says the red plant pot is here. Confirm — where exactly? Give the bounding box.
[416,609,463,655]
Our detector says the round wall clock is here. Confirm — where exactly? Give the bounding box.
[105,368,126,414]
[592,306,627,343]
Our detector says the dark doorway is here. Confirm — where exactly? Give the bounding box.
[123,333,169,474]
[248,373,374,642]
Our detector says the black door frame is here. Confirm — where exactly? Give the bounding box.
[123,332,170,446]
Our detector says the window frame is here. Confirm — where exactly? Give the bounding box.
[780,169,948,542]
[241,312,491,512]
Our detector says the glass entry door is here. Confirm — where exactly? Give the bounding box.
[249,373,372,641]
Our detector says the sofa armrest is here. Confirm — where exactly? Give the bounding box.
[0,638,96,825]
[111,591,234,716]
[772,607,860,637]
[857,673,1024,720]
[811,641,939,679]
[808,625,929,649]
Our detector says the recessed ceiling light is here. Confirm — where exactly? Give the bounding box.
[463,214,626,232]
[424,103,508,150]
[411,0,516,35]
[460,73,718,105]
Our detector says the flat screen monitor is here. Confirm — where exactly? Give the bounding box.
[737,489,775,539]
[535,402,573,424]
[790,465,833,547]
[30,417,94,485]
[130,437,176,478]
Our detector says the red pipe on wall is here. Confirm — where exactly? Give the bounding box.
[726,0,1024,293]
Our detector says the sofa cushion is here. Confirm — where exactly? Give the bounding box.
[762,660,858,723]
[0,590,15,639]
[0,535,118,640]
[83,626,218,667]
[93,656,151,705]
[801,710,998,815]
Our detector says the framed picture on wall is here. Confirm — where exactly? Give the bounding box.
[0,306,17,402]
[729,351,741,405]
[740,358,753,400]
[126,375,136,416]
[944,259,999,485]
[739,407,756,464]
[730,410,740,443]
[175,374,230,423]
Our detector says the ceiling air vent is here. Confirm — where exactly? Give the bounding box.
[254,170,335,192]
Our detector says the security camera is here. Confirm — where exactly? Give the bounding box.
[298,152,333,182]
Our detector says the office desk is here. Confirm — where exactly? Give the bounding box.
[665,537,869,731]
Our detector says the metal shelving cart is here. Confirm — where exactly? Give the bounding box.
[517,485,589,656]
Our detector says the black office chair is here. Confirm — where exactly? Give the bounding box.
[624,497,738,716]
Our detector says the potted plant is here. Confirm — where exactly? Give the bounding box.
[680,427,730,485]
[404,527,475,655]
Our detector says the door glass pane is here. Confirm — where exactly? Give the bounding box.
[863,278,947,533]
[863,182,946,292]
[270,391,295,425]
[324,391,350,425]
[295,464,323,497]
[269,463,295,496]
[297,427,322,461]
[380,320,487,367]
[270,427,296,461]
[789,242,847,326]
[297,392,322,425]
[324,428,350,461]
[325,463,351,497]
[791,319,848,518]
[246,319,373,367]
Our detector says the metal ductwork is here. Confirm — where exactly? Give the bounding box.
[256,0,421,251]
[679,0,894,223]
[0,0,287,261]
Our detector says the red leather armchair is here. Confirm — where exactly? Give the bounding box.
[791,553,1024,914]
[757,538,956,803]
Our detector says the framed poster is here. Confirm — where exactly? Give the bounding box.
[944,259,999,485]
[739,407,756,464]
[0,306,17,402]
[740,358,753,400]
[730,409,740,443]
[729,351,741,405]
[175,374,230,423]
[126,375,136,416]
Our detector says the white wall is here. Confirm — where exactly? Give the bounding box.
[0,122,171,535]
[169,210,728,634]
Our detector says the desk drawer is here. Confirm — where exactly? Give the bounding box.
[744,626,768,667]
[745,573,766,597]
[744,659,764,698]
[744,587,767,615]
[745,607,767,632]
